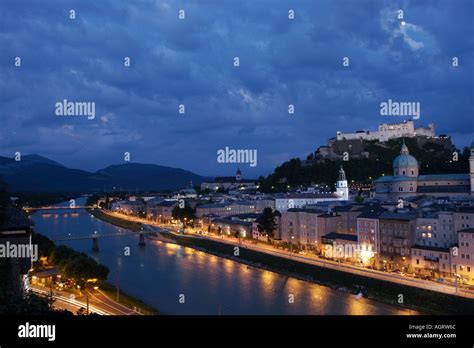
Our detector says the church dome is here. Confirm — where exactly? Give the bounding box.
[393,142,418,177]
[393,153,418,168]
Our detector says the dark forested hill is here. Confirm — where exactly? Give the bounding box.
[258,137,471,192]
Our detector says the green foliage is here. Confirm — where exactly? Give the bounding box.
[172,204,195,223]
[256,207,277,239]
[14,192,77,208]
[49,245,109,280]
[32,231,56,258]
[86,194,100,206]
[33,231,109,280]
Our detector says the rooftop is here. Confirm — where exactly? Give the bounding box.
[458,228,474,234]
[418,174,470,181]
[197,203,229,209]
[286,208,325,214]
[33,268,59,278]
[227,213,261,220]
[357,210,386,219]
[375,173,470,183]
[206,177,256,184]
[411,245,450,253]
[332,205,355,212]
[276,193,340,199]
[456,207,474,213]
[156,201,177,207]
[379,211,417,221]
[322,232,358,242]
[212,218,253,226]
[417,185,470,193]
[318,213,341,218]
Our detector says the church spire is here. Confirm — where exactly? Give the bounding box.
[400,140,409,155]
[339,165,346,181]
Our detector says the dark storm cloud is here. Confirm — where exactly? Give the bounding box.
[0,0,472,177]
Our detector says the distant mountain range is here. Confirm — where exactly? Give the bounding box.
[0,155,209,192]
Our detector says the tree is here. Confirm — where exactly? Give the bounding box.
[86,194,100,206]
[172,204,195,225]
[257,208,277,242]
[48,244,109,280]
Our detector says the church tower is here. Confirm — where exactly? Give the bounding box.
[336,166,349,200]
[470,142,474,194]
[236,167,242,181]
[393,141,419,177]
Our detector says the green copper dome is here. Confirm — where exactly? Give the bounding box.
[393,154,418,168]
[393,142,418,169]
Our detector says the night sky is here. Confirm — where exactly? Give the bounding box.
[1,0,473,178]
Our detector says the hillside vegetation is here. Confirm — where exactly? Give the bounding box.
[258,137,470,192]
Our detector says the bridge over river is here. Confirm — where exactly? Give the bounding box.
[56,230,154,251]
[23,206,94,212]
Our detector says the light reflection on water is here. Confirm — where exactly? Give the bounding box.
[30,201,413,315]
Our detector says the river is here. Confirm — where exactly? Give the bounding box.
[30,198,412,315]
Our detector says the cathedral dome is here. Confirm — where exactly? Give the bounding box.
[393,142,418,177]
[393,153,418,168]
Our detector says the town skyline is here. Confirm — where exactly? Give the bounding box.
[2,1,474,344]
[0,118,471,179]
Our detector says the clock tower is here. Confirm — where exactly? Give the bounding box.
[336,166,349,201]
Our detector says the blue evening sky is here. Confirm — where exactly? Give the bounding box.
[0,0,473,177]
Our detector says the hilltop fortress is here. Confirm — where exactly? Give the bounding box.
[335,120,434,142]
[310,120,451,163]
